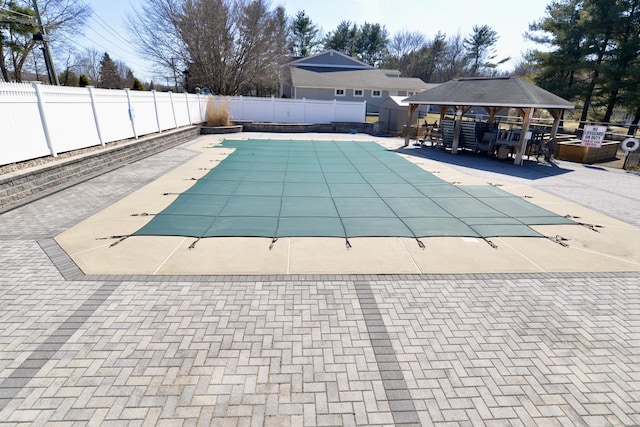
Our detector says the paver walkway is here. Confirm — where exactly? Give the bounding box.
[1,133,639,426]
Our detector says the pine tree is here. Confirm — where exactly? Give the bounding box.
[98,52,122,89]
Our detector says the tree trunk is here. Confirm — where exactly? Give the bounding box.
[579,33,610,130]
[628,107,640,136]
[0,47,10,82]
[603,87,619,123]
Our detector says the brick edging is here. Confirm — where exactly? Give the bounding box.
[0,126,201,213]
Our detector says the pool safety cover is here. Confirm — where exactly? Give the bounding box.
[134,139,575,240]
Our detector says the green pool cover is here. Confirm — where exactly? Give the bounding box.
[134,139,574,240]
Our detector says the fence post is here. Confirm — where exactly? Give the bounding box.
[152,90,161,132]
[87,86,104,146]
[32,82,56,157]
[302,98,306,123]
[185,92,192,124]
[124,88,138,139]
[169,91,178,128]
[197,92,203,123]
[333,99,337,122]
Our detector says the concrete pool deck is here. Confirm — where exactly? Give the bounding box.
[1,132,639,426]
[54,134,640,275]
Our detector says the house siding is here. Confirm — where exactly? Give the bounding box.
[294,88,389,114]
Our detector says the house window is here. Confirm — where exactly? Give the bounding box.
[354,89,364,97]
[335,89,345,96]
[372,90,382,97]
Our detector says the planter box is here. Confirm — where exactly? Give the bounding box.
[556,141,620,163]
[200,125,243,135]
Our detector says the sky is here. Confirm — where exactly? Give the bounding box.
[77,0,552,83]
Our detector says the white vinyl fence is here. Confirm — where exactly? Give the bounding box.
[0,82,366,166]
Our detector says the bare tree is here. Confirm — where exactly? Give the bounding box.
[388,30,426,59]
[128,0,288,95]
[440,33,468,81]
[75,47,101,85]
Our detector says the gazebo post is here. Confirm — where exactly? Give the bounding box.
[404,104,419,147]
[514,107,534,165]
[438,106,446,125]
[548,108,562,140]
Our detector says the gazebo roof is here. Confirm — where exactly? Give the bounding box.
[404,77,574,110]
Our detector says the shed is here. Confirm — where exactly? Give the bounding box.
[403,77,575,165]
[378,96,433,136]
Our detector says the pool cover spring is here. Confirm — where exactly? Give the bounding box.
[134,139,575,240]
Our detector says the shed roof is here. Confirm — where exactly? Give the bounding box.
[291,68,432,91]
[404,77,574,110]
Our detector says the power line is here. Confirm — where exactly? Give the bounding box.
[88,14,131,47]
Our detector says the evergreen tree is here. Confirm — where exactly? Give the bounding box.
[98,52,122,89]
[463,25,507,76]
[355,22,388,66]
[78,74,90,87]
[289,10,320,57]
[131,77,145,91]
[324,21,358,57]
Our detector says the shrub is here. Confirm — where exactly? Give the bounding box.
[206,96,231,127]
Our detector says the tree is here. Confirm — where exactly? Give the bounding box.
[0,0,90,82]
[98,52,121,88]
[440,33,468,81]
[78,73,90,86]
[323,20,358,57]
[355,22,388,66]
[463,25,507,75]
[58,67,78,86]
[131,77,145,91]
[74,48,101,85]
[385,30,426,69]
[323,21,388,66]
[289,10,320,57]
[527,0,587,116]
[128,0,288,95]
[0,1,37,82]
[526,0,640,129]
[597,0,640,122]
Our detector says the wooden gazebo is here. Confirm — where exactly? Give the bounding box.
[403,77,575,165]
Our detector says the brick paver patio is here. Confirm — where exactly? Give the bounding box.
[1,134,639,426]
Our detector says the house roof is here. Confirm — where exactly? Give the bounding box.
[285,49,373,70]
[290,68,431,91]
[404,77,574,110]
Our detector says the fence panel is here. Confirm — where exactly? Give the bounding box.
[1,84,366,167]
[272,98,305,123]
[188,94,206,123]
[128,91,160,135]
[0,83,50,165]
[171,93,191,126]
[224,96,365,124]
[154,92,177,130]
[334,100,367,122]
[303,99,338,124]
[91,88,135,143]
[39,85,101,153]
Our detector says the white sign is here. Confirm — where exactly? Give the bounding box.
[580,125,607,148]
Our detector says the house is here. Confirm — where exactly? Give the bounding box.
[280,50,430,114]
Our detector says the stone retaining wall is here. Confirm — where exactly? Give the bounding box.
[239,121,382,135]
[0,126,200,213]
